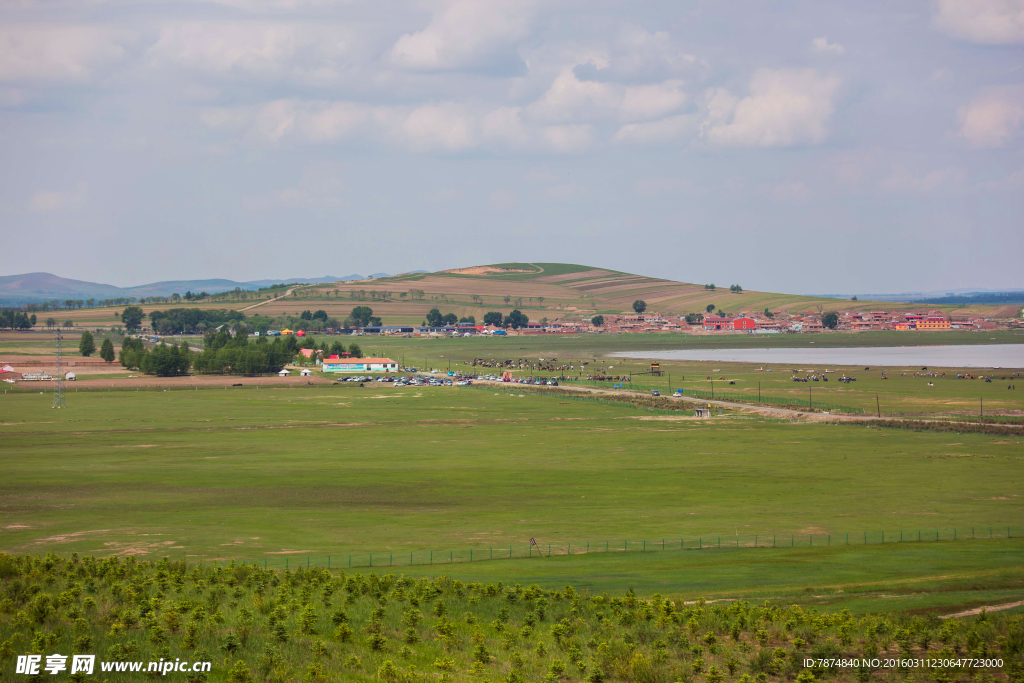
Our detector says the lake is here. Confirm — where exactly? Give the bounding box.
[607,344,1024,368]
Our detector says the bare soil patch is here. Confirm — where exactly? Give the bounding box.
[443,266,536,276]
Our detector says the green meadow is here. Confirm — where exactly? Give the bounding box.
[2,385,1021,600]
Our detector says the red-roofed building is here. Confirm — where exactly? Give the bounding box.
[703,316,730,331]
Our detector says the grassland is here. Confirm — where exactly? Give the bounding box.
[2,386,1021,562]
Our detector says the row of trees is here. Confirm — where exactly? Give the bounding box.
[0,310,35,329]
[191,328,298,375]
[148,308,246,335]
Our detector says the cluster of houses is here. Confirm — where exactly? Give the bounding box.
[287,309,1014,339]
[565,310,1010,335]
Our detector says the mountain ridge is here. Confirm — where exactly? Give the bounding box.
[0,272,393,305]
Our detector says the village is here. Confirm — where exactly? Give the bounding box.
[298,308,1019,338]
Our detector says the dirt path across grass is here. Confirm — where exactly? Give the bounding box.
[939,600,1024,619]
[239,287,297,311]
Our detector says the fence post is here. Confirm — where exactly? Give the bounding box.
[430,551,432,564]
[286,558,288,569]
[451,551,453,563]
[328,556,330,569]
[809,534,812,547]
[568,543,571,555]
[717,536,719,549]
[349,555,351,567]
[308,556,310,568]
[369,554,372,567]
[846,533,848,545]
[471,549,473,562]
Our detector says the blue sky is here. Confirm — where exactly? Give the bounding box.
[1,0,1022,294]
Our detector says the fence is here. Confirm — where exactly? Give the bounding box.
[558,378,864,414]
[213,525,1021,571]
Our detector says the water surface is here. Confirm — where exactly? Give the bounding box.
[608,344,1024,368]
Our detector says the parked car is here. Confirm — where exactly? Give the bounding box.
[651,390,660,396]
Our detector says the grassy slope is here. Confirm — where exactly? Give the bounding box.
[2,387,1020,561]
[0,551,1020,683]
[38,262,1020,327]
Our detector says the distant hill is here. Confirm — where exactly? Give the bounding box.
[289,262,1019,322]
[0,272,395,305]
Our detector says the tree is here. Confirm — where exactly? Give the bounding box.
[503,295,511,304]
[730,284,743,293]
[79,331,96,357]
[459,315,476,324]
[29,314,36,326]
[99,338,115,362]
[632,300,647,314]
[64,320,74,329]
[821,311,840,329]
[483,311,503,326]
[851,295,858,301]
[300,310,313,321]
[504,309,528,329]
[704,283,716,290]
[121,306,144,332]
[685,313,703,324]
[705,304,715,313]
[763,308,775,319]
[312,310,328,321]
[348,343,363,358]
[46,317,56,330]
[442,313,458,326]
[425,308,444,327]
[350,306,375,327]
[591,315,604,326]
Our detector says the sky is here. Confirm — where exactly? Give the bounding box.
[1,0,1023,295]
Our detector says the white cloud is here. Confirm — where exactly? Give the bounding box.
[768,181,810,204]
[957,88,1024,147]
[702,69,841,147]
[397,103,476,151]
[527,68,686,124]
[390,0,533,70]
[620,81,687,120]
[978,167,1024,190]
[615,114,698,144]
[632,176,693,197]
[932,0,1024,45]
[487,188,518,210]
[543,180,589,200]
[29,185,85,212]
[422,188,463,203]
[482,106,531,148]
[541,124,594,152]
[810,37,845,55]
[882,167,966,192]
[610,27,700,78]
[204,99,480,151]
[528,69,621,122]
[148,22,352,83]
[0,25,129,82]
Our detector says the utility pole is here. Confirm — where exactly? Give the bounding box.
[876,394,880,418]
[52,328,65,408]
